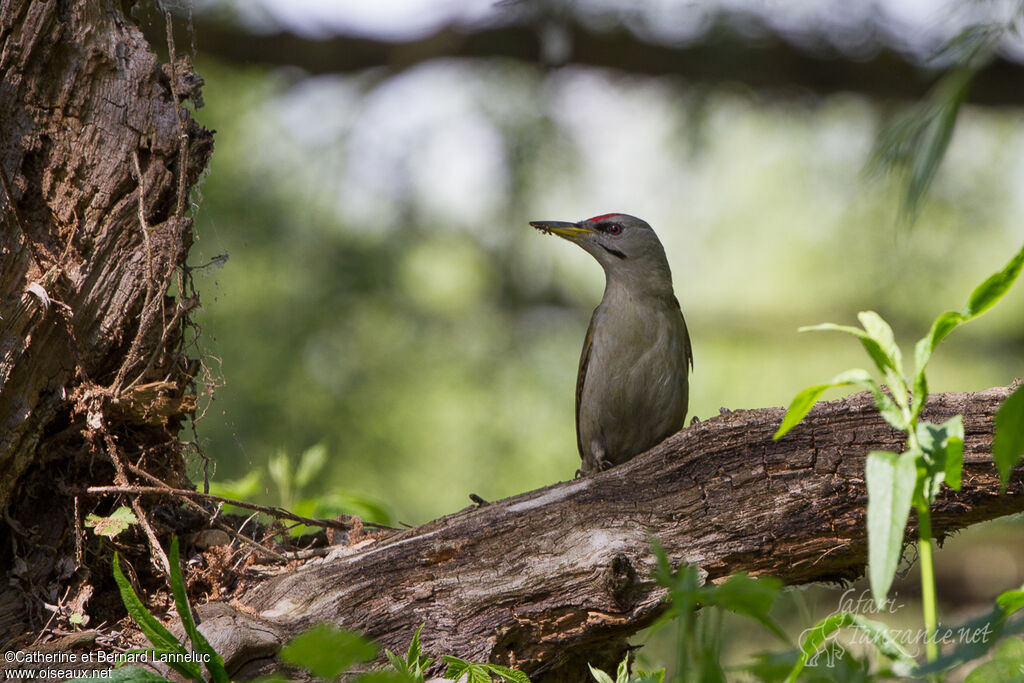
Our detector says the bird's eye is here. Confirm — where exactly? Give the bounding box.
[607,223,622,235]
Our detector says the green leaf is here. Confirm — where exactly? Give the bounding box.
[916,416,965,502]
[800,322,898,380]
[965,242,1024,318]
[442,657,491,683]
[295,442,328,490]
[390,623,432,681]
[857,311,906,384]
[67,666,172,683]
[280,624,377,679]
[386,648,408,675]
[359,671,415,683]
[774,369,875,439]
[633,669,665,683]
[904,70,971,221]
[994,385,1024,488]
[615,656,629,683]
[85,506,138,539]
[866,450,918,609]
[111,552,199,680]
[705,573,789,644]
[915,243,1024,411]
[868,65,975,222]
[168,537,229,683]
[913,311,966,396]
[997,587,1024,615]
[442,655,471,681]
[785,611,913,683]
[651,540,701,617]
[964,637,1024,683]
[486,664,531,683]
[268,448,293,506]
[864,383,908,432]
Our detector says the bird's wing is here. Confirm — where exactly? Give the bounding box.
[674,296,694,372]
[575,309,598,461]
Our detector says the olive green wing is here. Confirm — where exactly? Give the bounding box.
[574,310,597,461]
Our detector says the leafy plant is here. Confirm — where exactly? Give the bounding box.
[84,506,138,539]
[651,541,788,683]
[784,611,914,682]
[589,653,664,683]
[993,384,1024,487]
[775,241,1024,667]
[68,537,228,683]
[210,442,392,534]
[868,11,1023,221]
[385,624,434,683]
[441,655,530,683]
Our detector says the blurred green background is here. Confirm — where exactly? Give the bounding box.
[154,0,1024,673]
[186,59,1023,526]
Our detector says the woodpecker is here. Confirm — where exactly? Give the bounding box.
[530,213,693,474]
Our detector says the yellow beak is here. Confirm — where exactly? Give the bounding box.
[529,221,593,239]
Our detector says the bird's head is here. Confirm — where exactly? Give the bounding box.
[530,213,674,294]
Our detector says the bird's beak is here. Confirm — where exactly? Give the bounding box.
[529,220,593,239]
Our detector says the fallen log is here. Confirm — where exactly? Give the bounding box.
[196,386,1022,682]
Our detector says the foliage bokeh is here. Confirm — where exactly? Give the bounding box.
[188,57,1024,526]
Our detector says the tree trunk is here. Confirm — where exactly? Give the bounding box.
[196,386,1021,682]
[0,0,212,643]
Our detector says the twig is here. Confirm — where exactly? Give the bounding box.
[125,295,198,393]
[111,152,164,395]
[73,496,84,567]
[126,464,290,562]
[103,435,171,575]
[31,587,71,646]
[81,484,396,531]
[130,151,157,286]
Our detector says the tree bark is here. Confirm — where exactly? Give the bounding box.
[0,0,212,643]
[198,386,1022,682]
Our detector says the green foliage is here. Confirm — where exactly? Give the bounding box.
[111,547,205,681]
[67,538,230,683]
[911,583,1024,677]
[964,637,1024,683]
[442,655,530,683]
[784,611,915,683]
[209,442,392,533]
[280,624,377,679]
[773,369,898,438]
[84,506,138,539]
[385,624,434,683]
[775,241,1024,614]
[652,541,787,682]
[168,538,230,683]
[993,385,1024,488]
[588,654,664,683]
[867,14,1016,222]
[864,450,918,606]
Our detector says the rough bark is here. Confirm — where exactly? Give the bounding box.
[0,0,212,644]
[198,386,1021,682]
[166,14,1024,106]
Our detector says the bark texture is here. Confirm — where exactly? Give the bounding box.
[0,0,212,644]
[199,386,1022,683]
